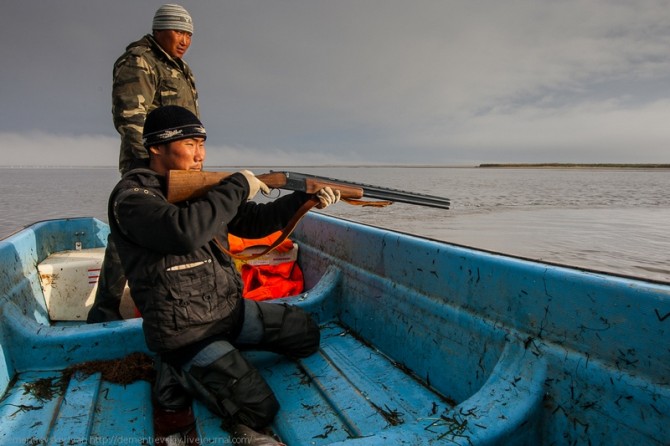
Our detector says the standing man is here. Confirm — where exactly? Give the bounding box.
[88,4,200,322]
[109,105,339,444]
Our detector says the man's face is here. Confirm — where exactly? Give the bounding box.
[154,29,192,59]
[150,137,205,174]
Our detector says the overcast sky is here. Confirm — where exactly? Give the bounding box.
[1,0,670,168]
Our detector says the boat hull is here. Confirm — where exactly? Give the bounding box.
[1,215,668,445]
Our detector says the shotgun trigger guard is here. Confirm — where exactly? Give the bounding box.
[262,188,281,199]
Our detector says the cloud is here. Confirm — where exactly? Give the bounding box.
[0,132,119,167]
[204,143,345,167]
[192,0,670,164]
[0,131,346,168]
[2,1,670,165]
[438,99,670,163]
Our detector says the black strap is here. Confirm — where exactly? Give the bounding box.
[214,196,320,261]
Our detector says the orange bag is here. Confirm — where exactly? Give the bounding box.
[228,231,304,301]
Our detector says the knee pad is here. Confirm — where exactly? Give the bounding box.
[258,302,320,358]
[186,349,279,429]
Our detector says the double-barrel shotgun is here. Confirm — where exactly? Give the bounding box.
[166,170,451,210]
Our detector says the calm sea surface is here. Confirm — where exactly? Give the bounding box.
[1,166,668,283]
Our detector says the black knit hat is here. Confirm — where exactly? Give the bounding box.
[142,105,206,148]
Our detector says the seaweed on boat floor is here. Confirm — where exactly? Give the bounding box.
[24,436,46,446]
[21,352,155,402]
[370,402,404,426]
[424,410,478,445]
[61,351,155,385]
[22,378,62,402]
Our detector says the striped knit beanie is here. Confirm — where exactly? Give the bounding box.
[152,4,194,34]
[143,106,206,148]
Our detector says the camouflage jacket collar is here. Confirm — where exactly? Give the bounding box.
[128,34,188,70]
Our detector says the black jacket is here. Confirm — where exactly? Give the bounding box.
[109,168,309,355]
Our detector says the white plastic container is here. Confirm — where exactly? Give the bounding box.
[38,248,134,321]
[232,243,299,269]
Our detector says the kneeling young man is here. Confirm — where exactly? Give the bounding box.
[108,105,340,444]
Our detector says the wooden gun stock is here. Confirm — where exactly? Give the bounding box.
[166,170,364,203]
[166,170,230,203]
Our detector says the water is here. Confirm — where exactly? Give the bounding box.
[1,166,669,282]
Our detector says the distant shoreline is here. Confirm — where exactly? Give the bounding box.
[478,163,670,169]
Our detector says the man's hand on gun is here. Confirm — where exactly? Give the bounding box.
[239,170,340,209]
[239,170,270,200]
[315,186,341,209]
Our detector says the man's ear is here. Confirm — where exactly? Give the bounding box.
[149,145,163,156]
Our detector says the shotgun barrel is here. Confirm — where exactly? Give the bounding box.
[275,171,450,210]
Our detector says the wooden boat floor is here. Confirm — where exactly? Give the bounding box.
[0,322,452,445]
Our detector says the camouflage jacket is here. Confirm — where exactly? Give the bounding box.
[112,34,199,174]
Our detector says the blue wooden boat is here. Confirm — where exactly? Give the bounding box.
[0,215,668,445]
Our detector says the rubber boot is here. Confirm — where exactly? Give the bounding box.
[182,349,279,429]
[153,405,199,446]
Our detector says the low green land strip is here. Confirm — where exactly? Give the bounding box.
[479,163,670,168]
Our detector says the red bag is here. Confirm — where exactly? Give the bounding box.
[228,232,304,301]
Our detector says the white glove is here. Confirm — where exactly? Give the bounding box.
[315,187,341,209]
[238,170,270,200]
